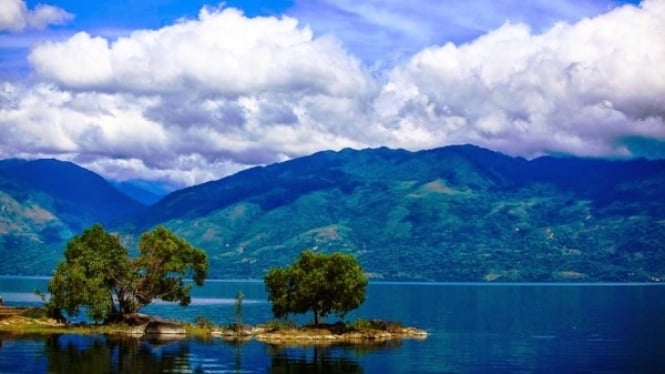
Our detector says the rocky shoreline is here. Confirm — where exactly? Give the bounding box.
[0,307,428,345]
[253,326,428,345]
[211,321,428,345]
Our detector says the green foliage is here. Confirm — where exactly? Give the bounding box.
[347,318,404,333]
[47,224,208,322]
[265,250,368,325]
[21,307,49,319]
[47,224,130,321]
[135,146,665,282]
[261,319,297,331]
[133,226,208,307]
[347,318,373,332]
[194,316,214,330]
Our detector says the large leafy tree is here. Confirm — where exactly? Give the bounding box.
[47,224,208,322]
[264,250,367,325]
[47,224,131,321]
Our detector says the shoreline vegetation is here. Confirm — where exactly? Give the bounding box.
[5,229,426,346]
[0,306,428,345]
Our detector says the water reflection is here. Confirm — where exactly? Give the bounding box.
[2,281,664,372]
[220,338,250,373]
[44,335,191,374]
[0,333,402,374]
[1,334,405,374]
[266,345,363,374]
[265,340,402,374]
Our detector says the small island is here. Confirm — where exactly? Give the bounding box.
[0,225,427,346]
[0,306,427,345]
[212,318,427,345]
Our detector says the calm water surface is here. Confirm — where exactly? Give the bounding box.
[1,277,664,373]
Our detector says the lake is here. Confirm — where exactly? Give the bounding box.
[1,277,664,373]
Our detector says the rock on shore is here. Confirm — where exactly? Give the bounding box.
[144,320,186,335]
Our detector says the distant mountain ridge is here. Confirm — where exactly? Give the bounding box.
[0,158,143,273]
[1,145,664,281]
[129,145,665,281]
[112,180,167,205]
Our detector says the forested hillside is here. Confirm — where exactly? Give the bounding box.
[2,146,664,281]
[130,145,665,281]
[0,159,143,273]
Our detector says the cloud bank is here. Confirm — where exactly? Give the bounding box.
[375,0,665,157]
[1,1,664,187]
[0,0,73,32]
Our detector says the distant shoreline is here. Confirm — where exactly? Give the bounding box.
[1,275,663,285]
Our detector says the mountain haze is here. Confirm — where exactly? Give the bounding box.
[1,146,664,281]
[112,180,167,205]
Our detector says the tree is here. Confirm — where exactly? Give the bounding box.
[235,290,244,326]
[131,226,208,310]
[47,224,208,322]
[264,250,367,325]
[47,224,131,321]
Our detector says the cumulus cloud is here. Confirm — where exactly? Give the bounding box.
[0,0,73,32]
[29,7,372,96]
[1,2,664,188]
[0,82,250,187]
[373,0,665,157]
[4,7,373,187]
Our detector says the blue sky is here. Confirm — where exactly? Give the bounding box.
[0,0,662,188]
[6,0,641,73]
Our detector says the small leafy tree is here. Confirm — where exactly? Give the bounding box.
[235,290,244,326]
[132,226,208,310]
[264,250,367,325]
[47,224,208,322]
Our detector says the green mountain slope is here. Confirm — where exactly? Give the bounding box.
[0,159,144,273]
[129,145,665,282]
[1,146,663,280]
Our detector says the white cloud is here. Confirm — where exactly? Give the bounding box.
[1,2,665,188]
[0,83,166,155]
[29,6,372,97]
[4,6,375,187]
[29,33,114,87]
[0,0,73,32]
[374,0,665,157]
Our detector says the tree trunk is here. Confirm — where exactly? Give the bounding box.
[117,289,133,319]
[106,294,121,324]
[110,295,117,314]
[314,310,319,325]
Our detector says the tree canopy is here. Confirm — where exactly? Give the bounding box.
[264,250,368,325]
[47,224,208,322]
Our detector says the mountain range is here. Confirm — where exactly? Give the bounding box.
[0,158,144,272]
[1,145,664,281]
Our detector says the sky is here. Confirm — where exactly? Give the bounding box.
[0,0,663,190]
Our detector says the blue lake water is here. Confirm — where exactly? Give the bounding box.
[1,277,664,373]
